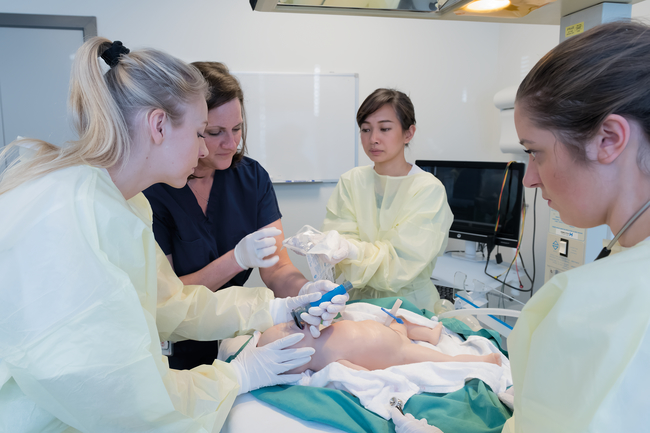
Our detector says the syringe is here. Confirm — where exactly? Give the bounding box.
[291,281,353,329]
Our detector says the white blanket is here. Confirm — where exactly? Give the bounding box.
[219,302,513,420]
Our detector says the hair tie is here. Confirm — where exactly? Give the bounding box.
[101,41,130,68]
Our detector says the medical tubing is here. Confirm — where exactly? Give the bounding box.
[483,161,534,294]
[483,190,537,299]
[452,294,516,330]
[439,304,520,330]
[484,197,535,294]
[440,308,522,318]
[309,281,353,307]
[510,190,536,295]
[494,163,510,234]
[484,248,525,292]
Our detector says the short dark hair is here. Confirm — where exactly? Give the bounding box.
[192,61,247,167]
[357,88,416,144]
[516,20,650,173]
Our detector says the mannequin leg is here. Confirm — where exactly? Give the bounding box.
[389,320,443,345]
[399,343,501,366]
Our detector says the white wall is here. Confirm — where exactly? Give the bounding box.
[634,1,650,17]
[3,0,613,292]
[496,5,650,298]
[492,23,558,298]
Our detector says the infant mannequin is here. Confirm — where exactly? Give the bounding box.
[257,318,502,374]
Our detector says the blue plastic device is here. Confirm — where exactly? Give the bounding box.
[291,281,354,330]
[310,280,353,307]
[380,307,404,324]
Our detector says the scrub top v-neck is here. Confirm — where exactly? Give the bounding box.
[143,157,282,289]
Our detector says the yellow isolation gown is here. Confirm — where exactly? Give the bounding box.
[503,240,650,432]
[0,165,275,433]
[322,166,453,311]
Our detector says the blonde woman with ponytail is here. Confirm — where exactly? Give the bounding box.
[0,37,322,432]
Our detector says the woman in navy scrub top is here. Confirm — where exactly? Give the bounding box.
[144,62,338,369]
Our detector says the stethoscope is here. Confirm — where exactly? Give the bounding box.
[595,198,650,260]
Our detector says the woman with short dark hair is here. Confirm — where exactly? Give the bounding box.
[320,88,454,312]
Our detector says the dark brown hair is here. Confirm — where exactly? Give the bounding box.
[357,88,416,144]
[516,20,650,172]
[192,61,247,167]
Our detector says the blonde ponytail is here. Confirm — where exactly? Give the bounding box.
[0,37,208,195]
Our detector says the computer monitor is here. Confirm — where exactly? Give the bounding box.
[415,160,526,260]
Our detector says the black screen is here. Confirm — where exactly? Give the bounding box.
[416,160,525,248]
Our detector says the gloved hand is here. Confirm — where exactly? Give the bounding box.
[389,407,444,433]
[230,331,314,395]
[310,230,359,265]
[299,280,350,338]
[269,292,322,325]
[234,227,282,270]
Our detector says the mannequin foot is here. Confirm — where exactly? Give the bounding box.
[484,353,502,366]
[429,322,443,345]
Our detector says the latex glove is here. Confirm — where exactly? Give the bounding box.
[234,227,282,270]
[389,407,444,433]
[310,230,359,265]
[269,292,322,325]
[230,331,314,395]
[299,280,350,338]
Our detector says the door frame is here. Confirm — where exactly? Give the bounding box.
[0,13,96,40]
[0,13,96,157]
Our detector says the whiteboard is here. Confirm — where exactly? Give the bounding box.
[233,72,358,183]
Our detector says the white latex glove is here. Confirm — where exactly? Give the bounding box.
[299,280,350,338]
[230,331,314,395]
[269,292,322,325]
[234,227,282,270]
[389,407,443,433]
[310,230,359,265]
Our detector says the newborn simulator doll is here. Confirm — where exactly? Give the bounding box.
[258,317,502,373]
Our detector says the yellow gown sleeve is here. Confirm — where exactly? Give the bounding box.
[506,240,650,432]
[501,416,516,433]
[0,168,271,433]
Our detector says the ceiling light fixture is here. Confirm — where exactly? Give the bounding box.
[464,0,510,12]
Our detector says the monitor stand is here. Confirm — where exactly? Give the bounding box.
[451,241,486,262]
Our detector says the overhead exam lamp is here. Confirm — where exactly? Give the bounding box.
[249,0,554,19]
[249,0,642,24]
[455,0,552,18]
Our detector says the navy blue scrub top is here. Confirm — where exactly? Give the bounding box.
[143,157,282,289]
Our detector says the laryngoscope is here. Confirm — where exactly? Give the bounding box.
[291,281,353,329]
